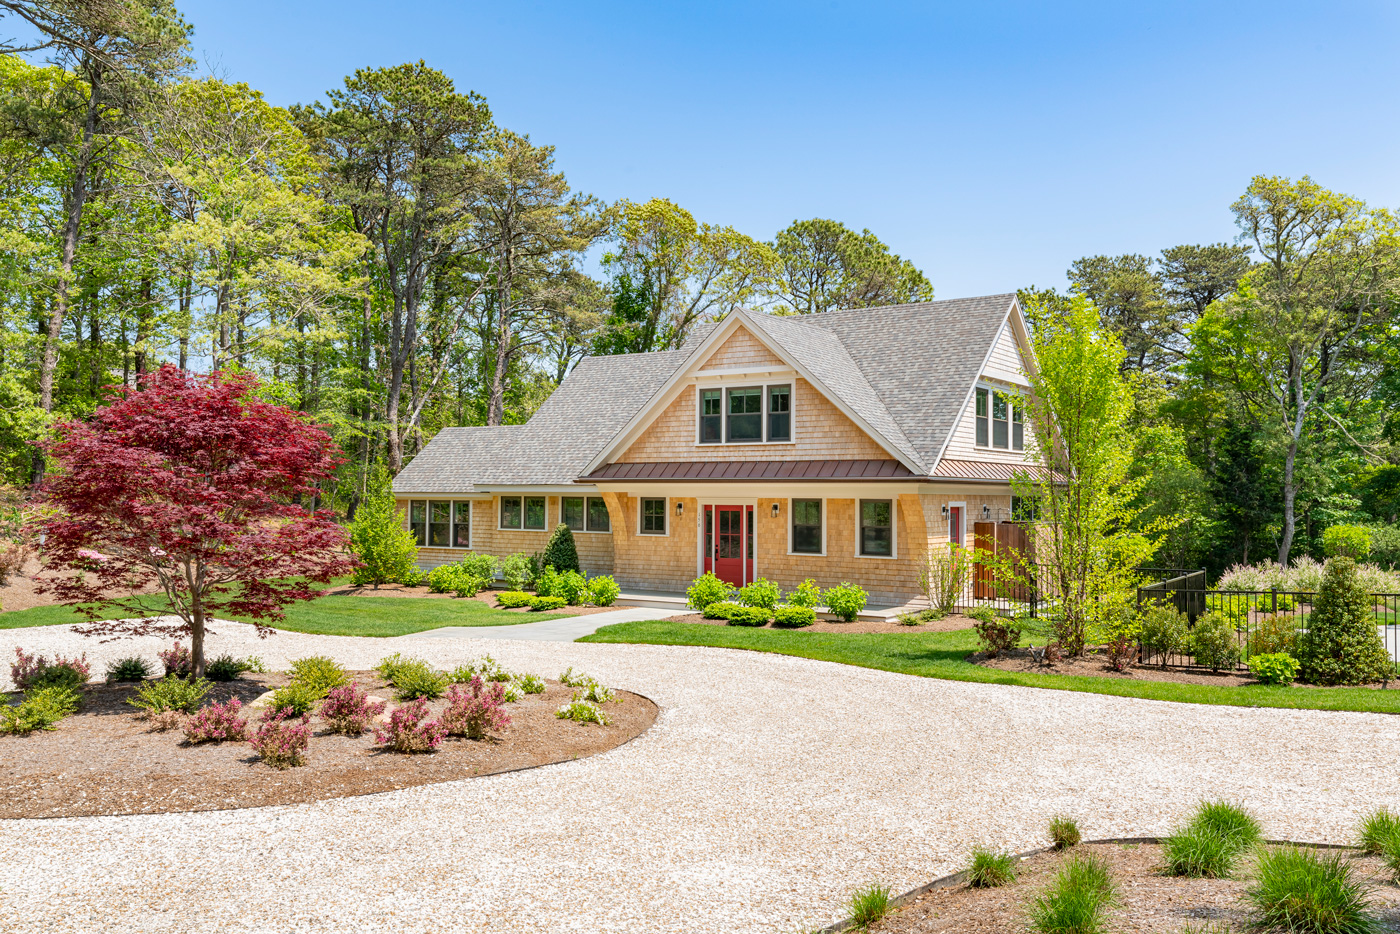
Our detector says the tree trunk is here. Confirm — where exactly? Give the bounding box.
[487,239,514,426]
[1277,438,1298,566]
[134,275,152,379]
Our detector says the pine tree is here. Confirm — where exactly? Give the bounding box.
[542,523,580,574]
[349,467,419,588]
[1297,558,1393,685]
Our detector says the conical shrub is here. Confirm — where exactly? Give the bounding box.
[542,523,580,574]
[1297,558,1393,686]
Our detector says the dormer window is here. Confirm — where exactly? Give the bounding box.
[975,386,1024,452]
[698,382,793,444]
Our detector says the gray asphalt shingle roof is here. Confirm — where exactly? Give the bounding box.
[392,293,1019,494]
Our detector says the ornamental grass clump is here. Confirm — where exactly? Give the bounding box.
[1029,852,1116,934]
[128,675,211,717]
[288,655,349,697]
[182,697,249,743]
[849,883,891,928]
[374,697,446,753]
[1049,815,1082,851]
[1356,807,1400,857]
[1162,801,1261,879]
[104,655,153,684]
[1247,845,1378,934]
[250,709,311,769]
[441,676,512,740]
[967,847,1017,887]
[319,684,385,736]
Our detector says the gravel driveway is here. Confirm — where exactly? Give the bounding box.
[2,621,1398,934]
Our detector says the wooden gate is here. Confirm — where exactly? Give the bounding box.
[973,520,1034,600]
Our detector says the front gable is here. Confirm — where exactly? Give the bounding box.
[699,327,786,371]
[938,311,1039,466]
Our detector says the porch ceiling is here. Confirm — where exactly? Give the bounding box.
[583,459,917,482]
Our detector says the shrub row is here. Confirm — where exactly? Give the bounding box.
[685,573,867,622]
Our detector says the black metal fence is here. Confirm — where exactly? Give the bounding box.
[1134,586,1400,672]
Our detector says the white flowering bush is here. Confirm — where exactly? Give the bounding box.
[573,682,614,704]
[1217,557,1400,594]
[556,699,610,725]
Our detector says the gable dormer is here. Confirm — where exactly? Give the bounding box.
[939,315,1037,465]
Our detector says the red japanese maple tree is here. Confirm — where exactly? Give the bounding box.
[33,366,357,676]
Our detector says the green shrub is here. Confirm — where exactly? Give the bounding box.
[500,553,532,591]
[534,564,560,597]
[105,656,153,683]
[687,572,734,611]
[495,591,533,608]
[1187,611,1241,671]
[375,652,428,684]
[897,612,922,626]
[1356,807,1400,856]
[205,654,253,683]
[726,606,771,626]
[967,847,1017,887]
[268,682,321,717]
[773,604,816,628]
[1247,845,1378,934]
[453,575,486,598]
[1253,614,1300,657]
[555,700,610,725]
[26,663,87,693]
[1249,652,1300,685]
[1323,524,1373,561]
[586,575,620,607]
[516,673,546,694]
[348,466,419,587]
[1138,604,1187,667]
[392,665,449,701]
[0,685,81,734]
[542,523,580,574]
[128,676,211,716]
[848,883,890,929]
[824,582,867,621]
[1163,825,1242,879]
[427,563,469,594]
[529,595,568,611]
[975,616,1023,657]
[922,543,969,613]
[287,656,349,697]
[786,578,822,608]
[967,605,997,625]
[1298,558,1393,686]
[460,552,499,583]
[1049,815,1082,850]
[701,601,741,620]
[554,570,587,605]
[1369,523,1400,570]
[737,577,781,610]
[1029,853,1116,934]
[398,568,428,587]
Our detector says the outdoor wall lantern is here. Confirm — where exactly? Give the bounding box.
[675,501,684,517]
[771,502,780,518]
[940,504,949,519]
[982,504,991,520]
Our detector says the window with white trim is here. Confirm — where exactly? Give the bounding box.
[975,387,1024,452]
[640,497,667,534]
[698,382,793,444]
[408,500,471,548]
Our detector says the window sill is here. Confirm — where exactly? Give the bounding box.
[855,552,898,560]
[787,550,826,557]
[497,527,550,533]
[695,440,797,446]
[563,528,613,534]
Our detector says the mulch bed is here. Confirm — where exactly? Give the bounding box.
[0,671,656,818]
[974,646,1400,690]
[320,583,615,615]
[663,613,977,634]
[868,842,1400,933]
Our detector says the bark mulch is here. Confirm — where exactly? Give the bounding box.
[663,613,977,634]
[0,670,655,818]
[319,583,616,615]
[868,842,1400,933]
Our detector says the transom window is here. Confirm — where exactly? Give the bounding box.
[791,498,822,554]
[975,387,1025,452]
[561,496,611,533]
[409,500,470,548]
[698,382,793,444]
[640,497,667,535]
[859,499,893,557]
[499,495,547,531]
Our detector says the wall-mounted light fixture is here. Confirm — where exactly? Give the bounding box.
[771,502,780,519]
[940,504,949,519]
[982,504,991,520]
[675,501,684,517]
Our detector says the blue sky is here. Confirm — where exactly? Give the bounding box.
[172,1,1399,295]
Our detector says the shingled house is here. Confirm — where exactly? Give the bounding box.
[391,293,1041,606]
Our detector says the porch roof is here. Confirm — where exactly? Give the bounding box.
[583,459,917,482]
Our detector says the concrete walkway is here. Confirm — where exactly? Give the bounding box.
[404,605,678,642]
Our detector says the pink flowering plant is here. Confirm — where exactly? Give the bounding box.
[158,642,192,678]
[182,697,249,743]
[374,697,446,753]
[441,676,511,740]
[10,646,91,691]
[319,683,385,736]
[250,708,311,769]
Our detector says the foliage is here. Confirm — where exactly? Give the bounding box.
[1098,610,1141,672]
[726,606,771,627]
[428,563,484,595]
[1186,612,1241,672]
[453,577,485,598]
[823,583,867,622]
[1164,801,1261,879]
[204,654,254,682]
[686,572,734,611]
[1356,808,1400,857]
[847,882,891,929]
[552,570,587,605]
[529,596,568,611]
[319,684,385,736]
[375,653,424,684]
[516,673,546,694]
[451,654,514,683]
[769,216,932,316]
[542,524,580,574]
[1297,559,1393,686]
[250,709,311,769]
[1218,558,1400,595]
[10,646,91,691]
[555,699,610,725]
[1249,653,1300,686]
[288,656,349,697]
[31,369,356,677]
[1253,615,1300,657]
[0,685,81,735]
[1028,852,1116,934]
[1049,816,1082,850]
[772,605,816,628]
[701,601,741,620]
[495,591,533,609]
[460,554,501,584]
[921,544,969,613]
[374,697,446,753]
[348,466,417,588]
[1247,846,1378,934]
[786,579,822,608]
[571,680,615,704]
[500,553,532,591]
[736,578,781,610]
[1323,525,1373,561]
[105,656,153,683]
[586,575,620,607]
[391,665,449,702]
[974,617,1022,658]
[267,682,321,717]
[158,642,192,678]
[558,667,596,688]
[128,676,211,716]
[967,848,1017,888]
[441,676,512,739]
[182,698,249,743]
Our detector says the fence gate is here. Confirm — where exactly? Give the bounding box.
[973,520,1034,601]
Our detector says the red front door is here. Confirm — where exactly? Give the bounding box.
[713,506,745,586]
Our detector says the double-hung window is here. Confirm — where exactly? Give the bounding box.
[768,385,791,442]
[700,389,723,443]
[499,495,547,531]
[640,497,667,535]
[727,387,762,442]
[562,496,611,533]
[791,499,822,554]
[975,387,1024,452]
[408,500,470,548]
[699,382,793,444]
[859,499,893,557]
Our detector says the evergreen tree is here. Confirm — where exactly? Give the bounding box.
[349,467,419,588]
[541,522,579,574]
[1297,558,1393,686]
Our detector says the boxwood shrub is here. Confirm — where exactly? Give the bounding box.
[701,600,741,620]
[823,582,868,622]
[529,595,568,611]
[726,606,771,627]
[495,591,534,609]
[773,604,816,628]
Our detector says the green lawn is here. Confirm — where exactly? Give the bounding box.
[0,595,571,638]
[580,621,1400,714]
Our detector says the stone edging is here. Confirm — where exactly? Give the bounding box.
[816,835,1360,933]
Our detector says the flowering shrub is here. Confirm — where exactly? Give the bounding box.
[1248,652,1300,686]
[559,667,595,688]
[516,673,546,694]
[586,575,620,607]
[773,604,816,628]
[737,578,782,610]
[158,642,192,678]
[128,675,211,716]
[500,681,523,702]
[450,654,513,683]
[974,617,1023,658]
[250,709,311,769]
[1218,556,1400,594]
[686,572,734,611]
[823,583,867,622]
[441,676,512,739]
[572,681,615,704]
[374,697,446,752]
[556,700,610,725]
[319,683,386,735]
[183,698,249,743]
[494,591,533,609]
[10,647,90,691]
[786,579,822,608]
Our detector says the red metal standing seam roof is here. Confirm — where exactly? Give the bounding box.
[582,460,919,482]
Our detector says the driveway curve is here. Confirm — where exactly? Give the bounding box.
[2,621,1398,934]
